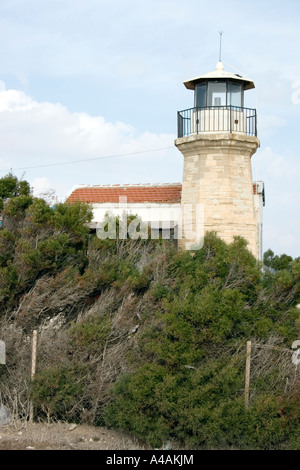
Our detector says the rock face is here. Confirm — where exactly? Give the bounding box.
[0,404,12,426]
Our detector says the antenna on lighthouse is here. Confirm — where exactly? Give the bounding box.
[218,31,223,62]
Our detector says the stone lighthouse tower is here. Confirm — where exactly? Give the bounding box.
[175,61,261,258]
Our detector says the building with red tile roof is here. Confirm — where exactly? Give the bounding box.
[66,181,264,252]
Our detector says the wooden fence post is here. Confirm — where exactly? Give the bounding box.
[29,330,37,422]
[0,340,5,365]
[245,340,252,410]
[31,330,37,380]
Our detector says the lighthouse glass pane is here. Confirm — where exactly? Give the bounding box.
[208,82,226,107]
[228,82,242,107]
[195,83,206,108]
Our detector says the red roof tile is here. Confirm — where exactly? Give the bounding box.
[67,184,182,204]
[67,183,262,204]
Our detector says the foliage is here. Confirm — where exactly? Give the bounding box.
[0,174,300,449]
[0,173,30,211]
[69,314,112,356]
[263,248,295,272]
[29,364,85,421]
[0,174,93,314]
[104,352,300,449]
[104,234,300,449]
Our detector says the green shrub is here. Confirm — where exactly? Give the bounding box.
[104,364,172,448]
[69,314,112,355]
[104,360,300,449]
[30,364,85,421]
[0,184,299,451]
[102,233,300,449]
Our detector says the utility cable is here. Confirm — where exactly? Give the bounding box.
[0,146,175,174]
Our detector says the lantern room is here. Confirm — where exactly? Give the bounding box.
[177,61,257,138]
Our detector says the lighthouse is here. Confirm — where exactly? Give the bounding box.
[175,60,262,258]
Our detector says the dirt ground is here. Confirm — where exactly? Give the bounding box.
[0,421,149,451]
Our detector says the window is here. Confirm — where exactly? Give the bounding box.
[228,82,242,107]
[208,82,226,107]
[195,83,206,108]
[194,80,244,109]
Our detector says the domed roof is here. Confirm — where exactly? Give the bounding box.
[183,61,255,91]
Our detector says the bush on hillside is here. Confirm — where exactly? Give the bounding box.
[0,175,300,449]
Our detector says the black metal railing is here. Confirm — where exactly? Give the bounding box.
[177,106,257,138]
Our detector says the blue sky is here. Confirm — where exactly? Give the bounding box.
[0,0,299,257]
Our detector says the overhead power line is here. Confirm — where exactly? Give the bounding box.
[0,146,175,174]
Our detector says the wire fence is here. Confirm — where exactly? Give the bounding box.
[1,329,300,424]
[244,336,300,408]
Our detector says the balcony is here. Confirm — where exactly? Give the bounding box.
[177,106,257,138]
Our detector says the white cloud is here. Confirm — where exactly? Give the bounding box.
[0,84,178,200]
[0,85,174,158]
[0,89,38,112]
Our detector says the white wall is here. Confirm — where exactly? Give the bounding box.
[90,202,181,229]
